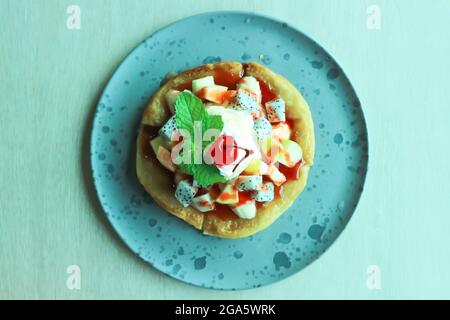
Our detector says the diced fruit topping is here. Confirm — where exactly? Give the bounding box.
[260,137,281,164]
[265,98,286,123]
[231,200,257,219]
[213,85,228,91]
[253,182,274,202]
[237,76,261,97]
[156,146,176,172]
[158,115,178,140]
[266,164,287,186]
[165,89,181,113]
[221,90,237,106]
[237,175,263,191]
[253,117,272,142]
[150,73,305,221]
[150,135,171,155]
[271,122,291,140]
[216,183,239,205]
[244,159,269,175]
[175,180,198,207]
[278,139,303,168]
[191,193,215,212]
[229,89,259,116]
[196,85,228,104]
[192,76,215,93]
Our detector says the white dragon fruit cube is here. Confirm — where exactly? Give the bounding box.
[265,98,286,123]
[237,175,263,191]
[191,193,215,212]
[175,180,198,207]
[230,89,259,116]
[237,76,261,97]
[158,115,178,140]
[253,117,272,141]
[253,182,274,202]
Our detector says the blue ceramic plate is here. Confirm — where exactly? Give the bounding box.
[90,11,368,290]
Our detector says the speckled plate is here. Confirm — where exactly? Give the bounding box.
[90,11,368,290]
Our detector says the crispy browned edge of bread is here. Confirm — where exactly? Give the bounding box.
[136,61,315,238]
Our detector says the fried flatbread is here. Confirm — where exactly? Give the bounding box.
[136,62,314,238]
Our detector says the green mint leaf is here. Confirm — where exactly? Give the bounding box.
[175,92,206,136]
[172,91,226,186]
[203,114,224,132]
[202,115,223,147]
[194,164,227,186]
[178,162,195,175]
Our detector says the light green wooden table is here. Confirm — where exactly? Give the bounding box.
[1,0,449,299]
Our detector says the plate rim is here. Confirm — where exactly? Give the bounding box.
[89,10,369,290]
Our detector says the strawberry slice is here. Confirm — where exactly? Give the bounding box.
[209,135,239,166]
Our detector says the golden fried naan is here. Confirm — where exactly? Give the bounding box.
[136,62,314,238]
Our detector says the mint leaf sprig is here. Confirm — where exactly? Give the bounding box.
[174,92,227,186]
